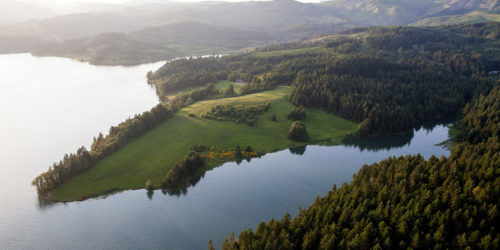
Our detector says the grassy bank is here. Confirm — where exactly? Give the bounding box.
[51,87,357,201]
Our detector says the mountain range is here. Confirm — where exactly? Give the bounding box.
[1,0,499,64]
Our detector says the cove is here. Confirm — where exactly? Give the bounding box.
[0,53,450,249]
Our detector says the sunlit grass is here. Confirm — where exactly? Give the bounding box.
[51,86,358,201]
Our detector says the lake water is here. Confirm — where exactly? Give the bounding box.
[0,54,450,249]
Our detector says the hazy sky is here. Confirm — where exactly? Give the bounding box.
[20,0,322,4]
[22,0,300,3]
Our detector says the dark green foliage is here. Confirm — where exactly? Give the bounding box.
[150,23,500,135]
[219,86,500,250]
[161,151,205,188]
[223,84,236,97]
[245,145,253,152]
[454,86,500,144]
[202,103,270,126]
[222,139,500,249]
[168,83,219,110]
[148,58,226,98]
[32,104,173,195]
[235,145,243,158]
[288,106,306,121]
[289,121,308,142]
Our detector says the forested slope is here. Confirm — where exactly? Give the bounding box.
[149,23,500,135]
[218,86,500,250]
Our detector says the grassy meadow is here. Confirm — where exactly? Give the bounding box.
[51,86,357,201]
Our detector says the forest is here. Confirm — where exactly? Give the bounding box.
[34,22,500,199]
[217,86,500,249]
[148,22,500,135]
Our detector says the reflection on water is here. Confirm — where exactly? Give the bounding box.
[343,133,414,152]
[289,145,307,155]
[0,54,454,249]
[343,118,454,152]
[29,123,450,250]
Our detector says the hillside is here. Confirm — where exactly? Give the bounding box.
[413,10,500,26]
[148,23,500,135]
[326,0,500,25]
[49,86,357,201]
[3,0,500,64]
[31,22,271,65]
[0,0,59,25]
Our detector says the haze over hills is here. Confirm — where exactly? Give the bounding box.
[0,0,60,25]
[31,22,272,65]
[1,0,500,64]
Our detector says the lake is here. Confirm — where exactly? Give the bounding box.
[0,54,450,249]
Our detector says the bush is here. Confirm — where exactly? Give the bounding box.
[145,179,154,191]
[202,104,269,126]
[288,121,308,141]
[245,145,253,152]
[288,106,306,121]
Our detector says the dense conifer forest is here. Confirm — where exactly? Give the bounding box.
[148,23,500,135]
[218,86,500,250]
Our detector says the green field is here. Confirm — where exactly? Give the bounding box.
[51,86,357,201]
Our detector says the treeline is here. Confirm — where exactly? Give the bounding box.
[201,103,271,126]
[32,104,173,195]
[168,83,220,111]
[218,87,500,249]
[148,23,500,135]
[33,80,228,196]
[289,62,491,135]
[147,58,227,99]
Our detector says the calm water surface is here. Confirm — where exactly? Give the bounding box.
[0,54,450,249]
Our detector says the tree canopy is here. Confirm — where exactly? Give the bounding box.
[219,85,500,249]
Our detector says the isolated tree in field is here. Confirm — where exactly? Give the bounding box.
[271,113,277,121]
[223,84,235,97]
[288,121,308,141]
